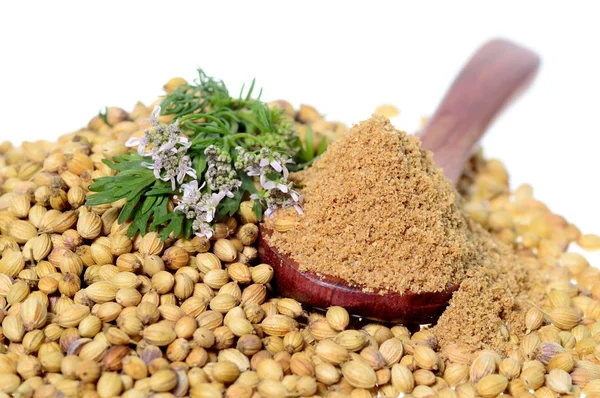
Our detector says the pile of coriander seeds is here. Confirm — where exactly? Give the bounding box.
[0,77,599,398]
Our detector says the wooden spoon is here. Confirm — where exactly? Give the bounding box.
[258,39,541,324]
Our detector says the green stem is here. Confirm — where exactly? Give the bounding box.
[181,114,230,135]
[236,112,264,133]
[229,133,267,148]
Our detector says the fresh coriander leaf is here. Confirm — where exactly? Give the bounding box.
[215,190,244,220]
[316,136,328,156]
[183,218,194,237]
[252,199,263,222]
[159,212,185,240]
[193,156,207,179]
[101,154,145,172]
[88,176,114,192]
[140,194,158,215]
[127,196,158,237]
[240,173,257,194]
[150,199,171,231]
[302,126,314,163]
[145,180,177,196]
[86,190,121,206]
[119,190,144,223]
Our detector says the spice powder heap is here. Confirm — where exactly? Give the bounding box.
[269,116,499,294]
[268,115,542,351]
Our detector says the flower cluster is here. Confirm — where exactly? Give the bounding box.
[173,180,225,239]
[204,145,242,198]
[126,106,196,190]
[236,147,302,217]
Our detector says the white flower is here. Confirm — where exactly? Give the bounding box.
[259,174,275,190]
[260,174,292,193]
[125,134,151,156]
[174,180,227,237]
[200,191,227,223]
[176,156,196,184]
[181,180,204,200]
[159,132,190,153]
[192,218,214,239]
[141,105,161,127]
[259,158,270,168]
[261,182,303,218]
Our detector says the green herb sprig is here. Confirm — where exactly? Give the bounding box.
[87,68,326,241]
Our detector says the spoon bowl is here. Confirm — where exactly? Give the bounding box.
[258,226,459,324]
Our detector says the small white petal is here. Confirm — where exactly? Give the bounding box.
[140,161,154,170]
[294,205,304,215]
[270,160,283,172]
[259,158,269,167]
[177,171,186,184]
[212,191,227,204]
[159,141,176,152]
[186,169,197,180]
[277,184,289,193]
[262,181,276,190]
[182,180,198,191]
[125,137,140,147]
[152,105,161,118]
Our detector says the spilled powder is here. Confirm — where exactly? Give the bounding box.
[434,246,544,352]
[268,115,543,351]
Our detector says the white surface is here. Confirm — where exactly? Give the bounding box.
[1,1,599,262]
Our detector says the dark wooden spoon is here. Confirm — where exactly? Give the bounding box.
[258,38,541,324]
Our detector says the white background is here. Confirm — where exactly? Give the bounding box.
[1,1,599,261]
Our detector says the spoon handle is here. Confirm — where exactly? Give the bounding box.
[419,38,541,185]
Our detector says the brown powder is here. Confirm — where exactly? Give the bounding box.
[269,116,483,294]
[433,243,545,353]
[268,115,542,351]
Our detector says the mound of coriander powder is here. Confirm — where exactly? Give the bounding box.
[268,115,543,351]
[269,116,495,294]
